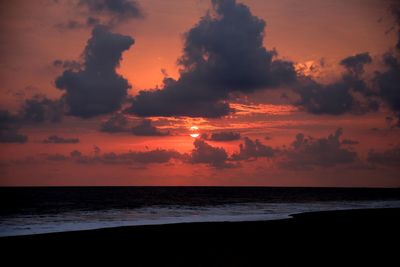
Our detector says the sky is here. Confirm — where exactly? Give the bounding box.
[0,0,399,187]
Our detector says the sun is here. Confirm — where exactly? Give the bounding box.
[189,126,200,138]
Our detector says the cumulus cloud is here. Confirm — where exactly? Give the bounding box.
[100,113,129,133]
[78,0,143,26]
[0,128,28,143]
[126,0,296,118]
[371,3,400,126]
[231,137,274,161]
[294,4,399,123]
[374,53,400,126]
[0,110,28,143]
[203,131,241,141]
[42,135,80,144]
[21,94,65,123]
[295,52,375,115]
[280,129,358,170]
[55,25,134,118]
[340,52,372,77]
[0,94,64,143]
[55,0,143,30]
[131,119,170,136]
[367,146,400,167]
[188,139,233,168]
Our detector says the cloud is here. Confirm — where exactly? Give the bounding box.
[78,0,143,26]
[280,129,358,170]
[55,17,101,31]
[55,25,134,118]
[295,52,375,115]
[71,148,181,165]
[100,149,180,164]
[367,145,400,167]
[53,59,82,71]
[188,139,233,168]
[42,135,80,144]
[126,0,296,118]
[70,150,83,157]
[131,119,170,136]
[100,113,129,133]
[0,128,28,143]
[55,0,143,31]
[21,95,64,123]
[390,3,400,50]
[203,131,241,141]
[373,3,400,126]
[46,153,69,161]
[340,52,372,77]
[0,110,28,143]
[0,94,64,143]
[231,137,274,161]
[374,53,400,126]
[341,139,359,145]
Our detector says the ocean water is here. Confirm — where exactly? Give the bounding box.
[1,187,400,237]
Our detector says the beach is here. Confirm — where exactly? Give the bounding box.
[1,208,399,266]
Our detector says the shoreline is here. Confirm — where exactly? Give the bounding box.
[0,207,399,239]
[1,207,399,265]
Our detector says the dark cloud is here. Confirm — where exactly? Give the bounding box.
[295,52,375,115]
[53,60,82,71]
[39,147,181,165]
[100,113,129,133]
[0,94,64,143]
[340,52,372,77]
[280,129,358,170]
[131,119,169,136]
[203,131,241,141]
[390,3,400,49]
[70,150,83,157]
[0,94,65,143]
[374,53,400,126]
[54,17,101,31]
[77,0,143,27]
[231,137,274,161]
[100,149,180,164]
[367,145,400,167]
[69,149,181,165]
[54,20,86,31]
[372,3,400,125]
[45,153,69,161]
[341,139,359,145]
[188,139,233,168]
[0,110,27,143]
[55,25,134,118]
[42,135,80,144]
[0,128,28,143]
[126,0,296,118]
[21,94,64,123]
[367,3,399,125]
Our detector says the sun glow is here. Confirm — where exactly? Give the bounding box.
[189,126,200,138]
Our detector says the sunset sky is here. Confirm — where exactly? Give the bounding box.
[0,0,399,187]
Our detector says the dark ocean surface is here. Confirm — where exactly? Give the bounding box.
[1,187,400,236]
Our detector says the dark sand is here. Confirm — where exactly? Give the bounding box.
[1,208,399,266]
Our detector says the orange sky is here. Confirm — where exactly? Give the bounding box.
[0,0,399,187]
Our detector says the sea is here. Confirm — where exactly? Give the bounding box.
[1,187,400,237]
